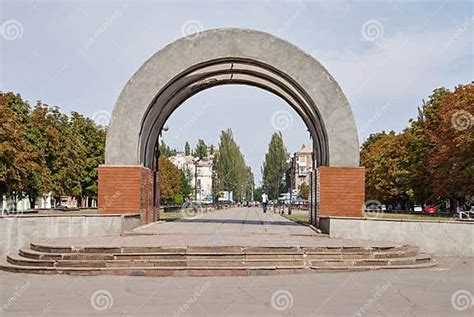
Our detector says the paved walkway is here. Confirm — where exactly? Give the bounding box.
[35,208,398,248]
[0,257,472,316]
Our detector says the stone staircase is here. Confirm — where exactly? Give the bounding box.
[0,243,436,276]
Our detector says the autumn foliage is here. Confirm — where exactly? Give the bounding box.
[361,83,473,210]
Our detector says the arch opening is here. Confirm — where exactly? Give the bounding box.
[138,57,329,170]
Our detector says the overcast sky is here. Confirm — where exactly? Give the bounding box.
[1,0,472,184]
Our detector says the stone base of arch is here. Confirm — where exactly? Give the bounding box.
[317,166,365,219]
[98,165,157,224]
[97,165,365,226]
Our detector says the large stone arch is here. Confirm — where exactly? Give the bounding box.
[99,28,365,225]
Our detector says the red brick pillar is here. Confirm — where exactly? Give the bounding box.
[98,165,156,223]
[317,167,365,218]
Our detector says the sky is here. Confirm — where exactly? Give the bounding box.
[1,0,472,184]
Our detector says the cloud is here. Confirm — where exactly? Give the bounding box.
[313,25,472,104]
[312,22,473,140]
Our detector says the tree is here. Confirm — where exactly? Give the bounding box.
[423,85,473,207]
[184,141,191,156]
[158,156,182,204]
[159,140,177,158]
[194,139,207,158]
[298,183,309,200]
[0,93,40,205]
[70,112,106,205]
[180,166,193,200]
[361,83,474,210]
[361,131,415,206]
[262,132,288,200]
[213,129,253,202]
[209,144,215,155]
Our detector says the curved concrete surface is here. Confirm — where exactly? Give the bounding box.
[105,28,359,168]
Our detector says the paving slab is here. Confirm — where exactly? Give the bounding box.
[31,208,399,249]
[0,257,471,316]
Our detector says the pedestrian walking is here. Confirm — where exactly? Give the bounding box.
[261,192,269,213]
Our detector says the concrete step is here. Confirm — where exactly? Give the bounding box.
[6,252,433,269]
[29,243,416,255]
[1,242,435,276]
[0,257,437,277]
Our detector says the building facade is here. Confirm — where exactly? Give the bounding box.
[169,153,214,202]
[287,143,313,197]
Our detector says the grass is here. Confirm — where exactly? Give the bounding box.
[159,211,184,222]
[159,208,216,222]
[281,213,310,225]
[367,212,454,221]
[282,211,455,224]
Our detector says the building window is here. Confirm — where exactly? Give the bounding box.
[298,166,307,176]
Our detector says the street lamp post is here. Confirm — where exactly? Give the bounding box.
[193,158,201,202]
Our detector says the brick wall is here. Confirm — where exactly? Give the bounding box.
[98,165,157,223]
[318,167,365,217]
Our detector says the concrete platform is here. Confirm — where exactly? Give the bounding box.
[32,208,399,249]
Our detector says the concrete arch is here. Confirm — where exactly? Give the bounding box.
[99,28,365,224]
[105,28,359,168]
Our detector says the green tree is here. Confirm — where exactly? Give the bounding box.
[213,129,253,202]
[0,93,40,206]
[159,140,177,158]
[262,132,288,200]
[70,112,106,205]
[184,141,191,156]
[180,166,193,200]
[194,139,207,159]
[158,156,182,204]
